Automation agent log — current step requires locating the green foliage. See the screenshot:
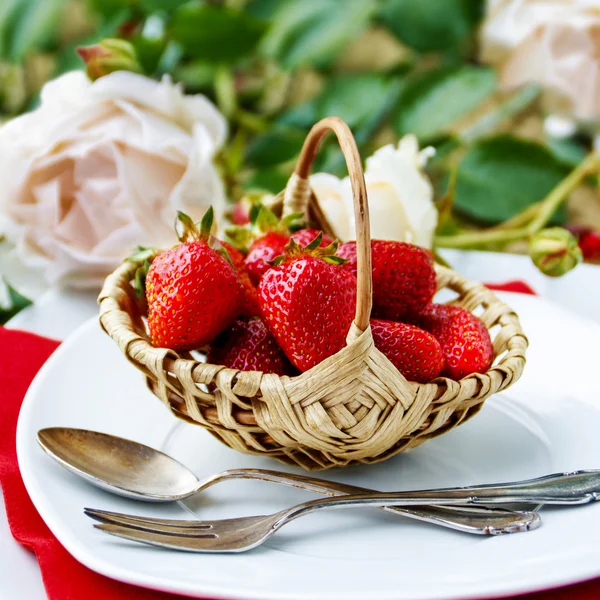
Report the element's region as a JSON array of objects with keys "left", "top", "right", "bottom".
[
  {"left": 170, "top": 4, "right": 266, "bottom": 64},
  {"left": 454, "top": 136, "right": 569, "bottom": 225},
  {"left": 380, "top": 0, "right": 484, "bottom": 55},
  {"left": 0, "top": 0, "right": 66, "bottom": 61},
  {"left": 245, "top": 126, "right": 306, "bottom": 167},
  {"left": 0, "top": 279, "right": 32, "bottom": 325},
  {"left": 260, "top": 0, "right": 377, "bottom": 69},
  {"left": 0, "top": 0, "right": 592, "bottom": 272},
  {"left": 394, "top": 66, "right": 496, "bottom": 141}
]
